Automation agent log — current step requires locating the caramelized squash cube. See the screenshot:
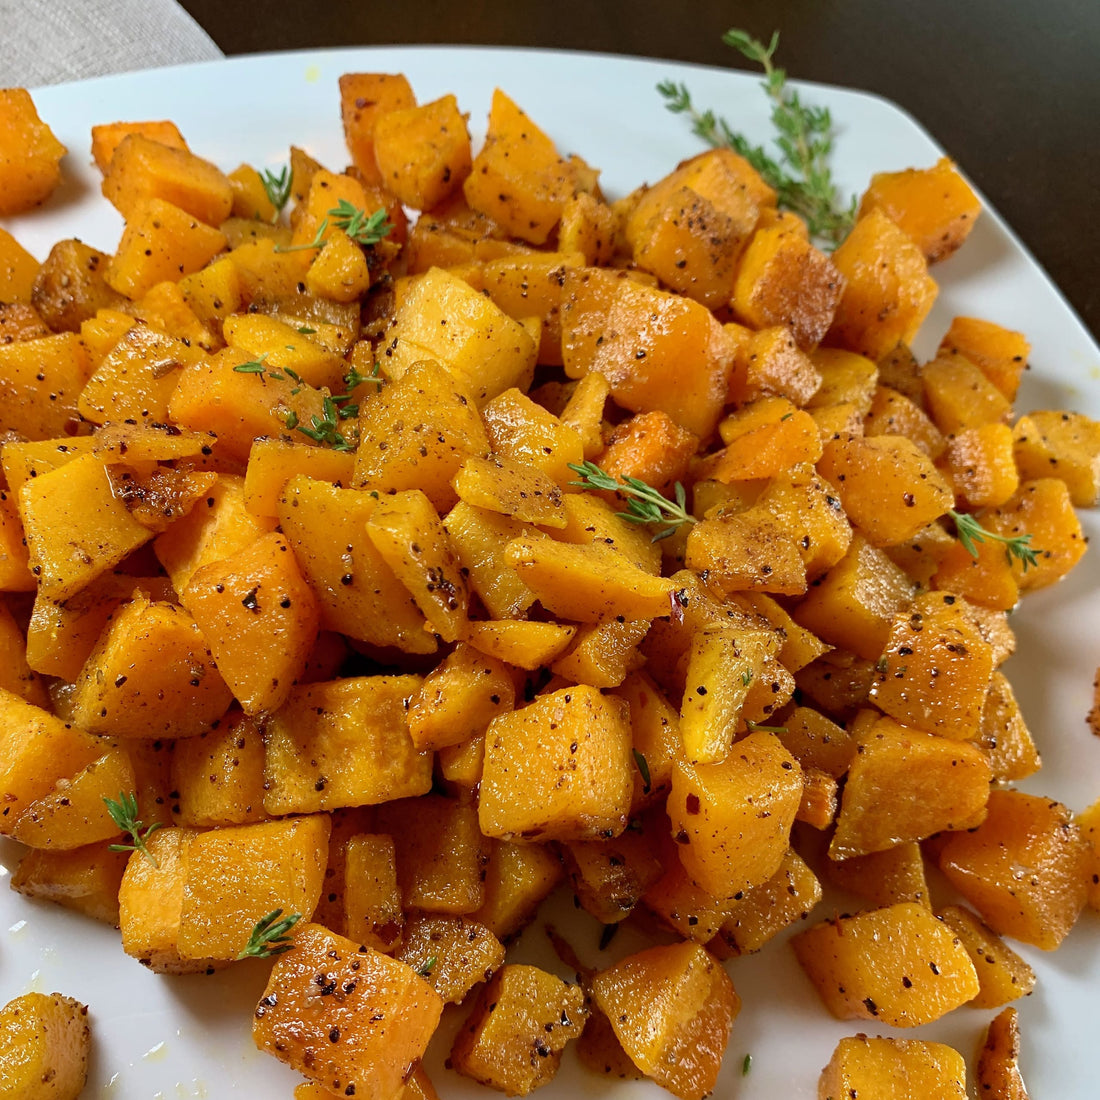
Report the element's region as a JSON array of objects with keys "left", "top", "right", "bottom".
[
  {"left": 936, "top": 905, "right": 1036, "bottom": 1008},
  {"left": 395, "top": 914, "right": 506, "bottom": 1004},
  {"left": 0, "top": 332, "right": 90, "bottom": 440},
  {"left": 792, "top": 902, "right": 979, "bottom": 1026},
  {"left": 819, "top": 1035, "right": 967, "bottom": 1100},
  {"left": 668, "top": 732, "right": 802, "bottom": 899},
  {"left": 858, "top": 156, "right": 981, "bottom": 262},
  {"left": 938, "top": 789, "right": 1090, "bottom": 950},
  {"left": 253, "top": 922, "right": 443, "bottom": 1100},
  {"left": 0, "top": 992, "right": 90, "bottom": 1100},
  {"left": 922, "top": 352, "right": 1012, "bottom": 434},
  {"left": 183, "top": 531, "right": 320, "bottom": 714},
  {"left": 591, "top": 942, "right": 739, "bottom": 1100},
  {"left": 870, "top": 590, "right": 994, "bottom": 740},
  {"left": 178, "top": 814, "right": 329, "bottom": 960},
  {"left": 826, "top": 208, "right": 937, "bottom": 360},
  {"left": 343, "top": 833, "right": 403, "bottom": 953},
  {"left": 470, "top": 839, "right": 564, "bottom": 941},
  {"left": 479, "top": 685, "right": 632, "bottom": 842},
  {"left": 830, "top": 717, "right": 991, "bottom": 859},
  {"left": 11, "top": 840, "right": 130, "bottom": 926},
  {"left": 263, "top": 676, "right": 431, "bottom": 815},
  {"left": 939, "top": 316, "right": 1029, "bottom": 401},
  {"left": 451, "top": 964, "right": 587, "bottom": 1094},
  {"left": 1013, "top": 410, "right": 1100, "bottom": 506},
  {"left": 0, "top": 89, "right": 66, "bottom": 214}
]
